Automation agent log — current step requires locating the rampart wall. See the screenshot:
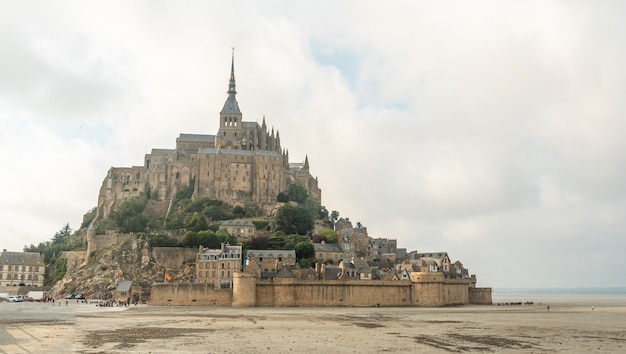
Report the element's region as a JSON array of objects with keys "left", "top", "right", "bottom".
[
  {"left": 469, "top": 287, "right": 493, "bottom": 305},
  {"left": 151, "top": 272, "right": 492, "bottom": 307},
  {"left": 150, "top": 283, "right": 232, "bottom": 306}
]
